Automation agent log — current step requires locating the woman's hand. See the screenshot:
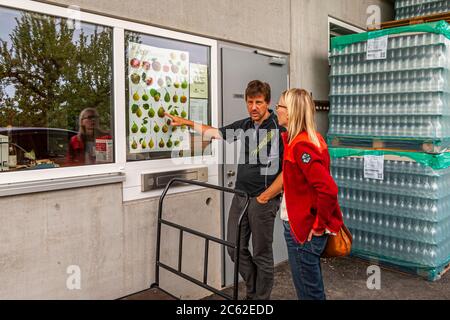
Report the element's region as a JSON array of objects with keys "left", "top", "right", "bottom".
[
  {"left": 165, "top": 112, "right": 187, "bottom": 127},
  {"left": 307, "top": 229, "right": 325, "bottom": 242}
]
